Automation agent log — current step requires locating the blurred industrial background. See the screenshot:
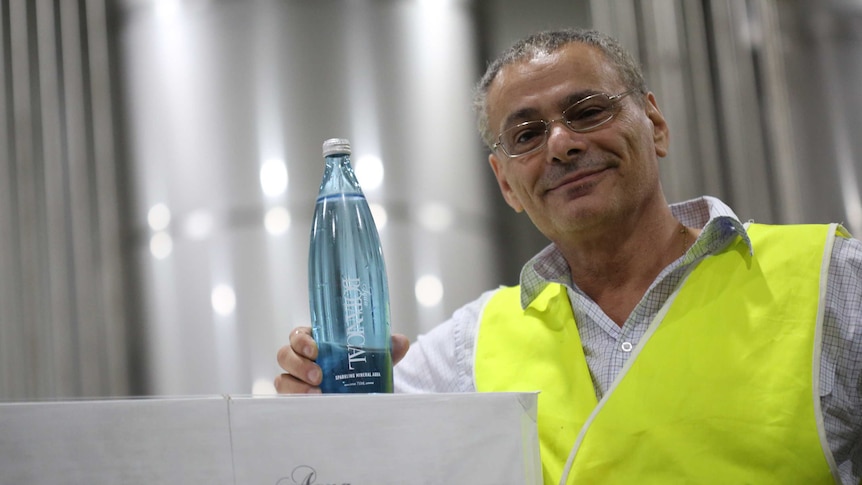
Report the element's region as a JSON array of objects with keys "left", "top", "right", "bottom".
[{"left": 0, "top": 0, "right": 860, "bottom": 399}]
